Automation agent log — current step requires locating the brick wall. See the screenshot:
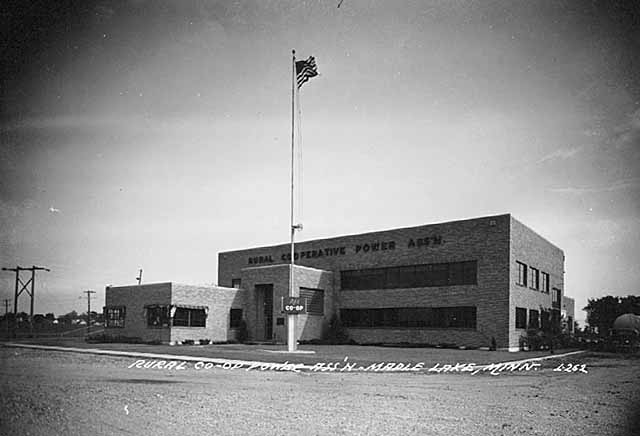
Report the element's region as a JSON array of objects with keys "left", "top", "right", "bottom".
[
  {"left": 104, "top": 282, "right": 172, "bottom": 343},
  {"left": 171, "top": 283, "right": 246, "bottom": 344},
  {"left": 220, "top": 214, "right": 512, "bottom": 348},
  {"left": 104, "top": 282, "right": 245, "bottom": 344},
  {"left": 509, "top": 216, "right": 565, "bottom": 350},
  {"left": 238, "top": 264, "right": 334, "bottom": 342}
]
